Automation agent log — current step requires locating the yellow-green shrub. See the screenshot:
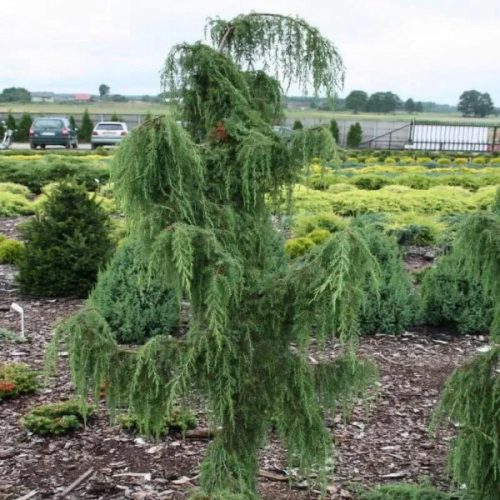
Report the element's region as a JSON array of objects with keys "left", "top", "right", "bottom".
[
  {"left": 416, "top": 157, "right": 433, "bottom": 164},
  {"left": 328, "top": 183, "right": 357, "bottom": 193},
  {"left": 0, "top": 182, "right": 31, "bottom": 197},
  {"left": 384, "top": 157, "right": 396, "bottom": 164},
  {"left": 290, "top": 185, "right": 333, "bottom": 213},
  {"left": 285, "top": 237, "right": 315, "bottom": 258},
  {"left": 0, "top": 238, "right": 24, "bottom": 264},
  {"left": 436, "top": 158, "right": 451, "bottom": 166},
  {"left": 398, "top": 175, "right": 435, "bottom": 190},
  {"left": 307, "top": 228, "right": 330, "bottom": 244},
  {"left": 0, "top": 191, "right": 35, "bottom": 217},
  {"left": 292, "top": 212, "right": 346, "bottom": 236},
  {"left": 453, "top": 157, "right": 468, "bottom": 165},
  {"left": 0, "top": 363, "right": 38, "bottom": 400},
  {"left": 329, "top": 186, "right": 488, "bottom": 216}
]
